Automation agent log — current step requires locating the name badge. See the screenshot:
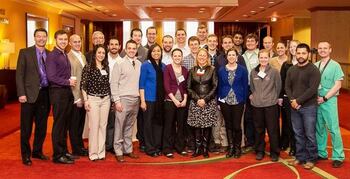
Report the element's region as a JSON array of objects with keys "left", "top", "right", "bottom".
[
  {"left": 100, "top": 70, "right": 107, "bottom": 76},
  {"left": 196, "top": 69, "right": 205, "bottom": 75},
  {"left": 257, "top": 71, "right": 266, "bottom": 79},
  {"left": 178, "top": 75, "right": 185, "bottom": 83}
]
